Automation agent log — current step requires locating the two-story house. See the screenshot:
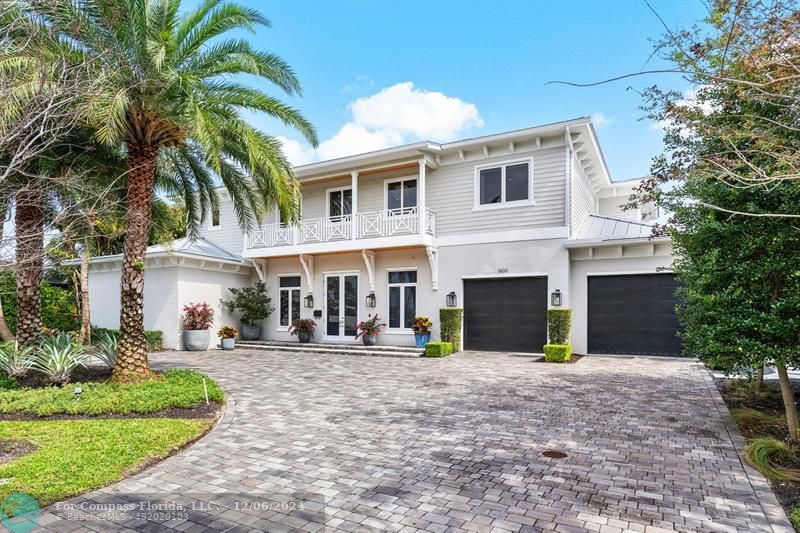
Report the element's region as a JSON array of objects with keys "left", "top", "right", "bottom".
[{"left": 82, "top": 117, "right": 680, "bottom": 356}]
